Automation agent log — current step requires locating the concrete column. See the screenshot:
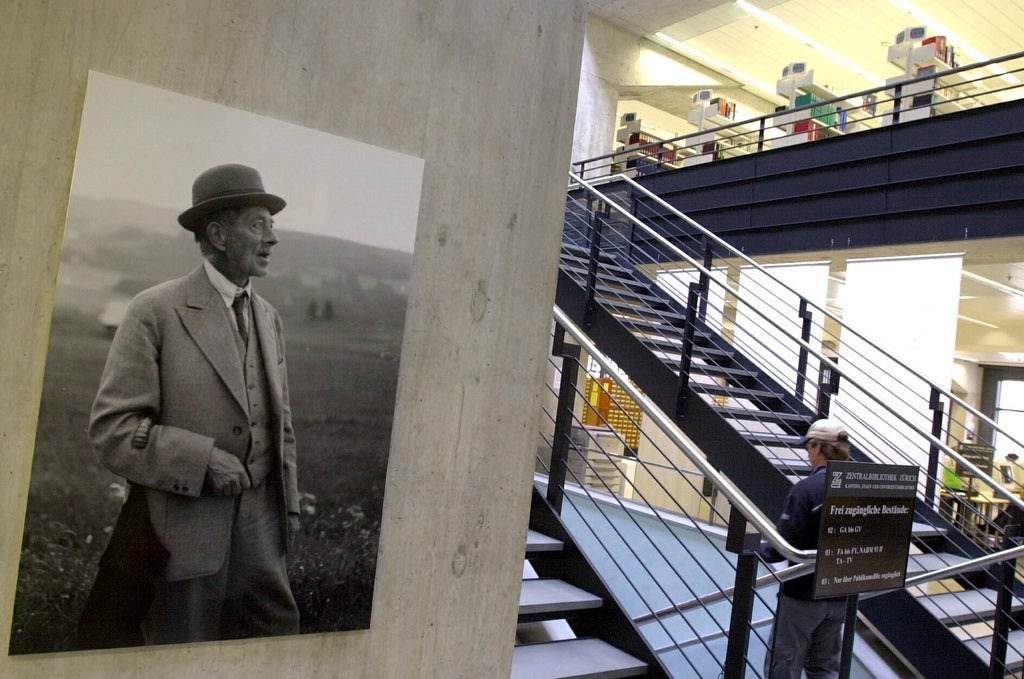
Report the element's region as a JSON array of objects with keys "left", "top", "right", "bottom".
[{"left": 0, "top": 2, "right": 586, "bottom": 677}]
